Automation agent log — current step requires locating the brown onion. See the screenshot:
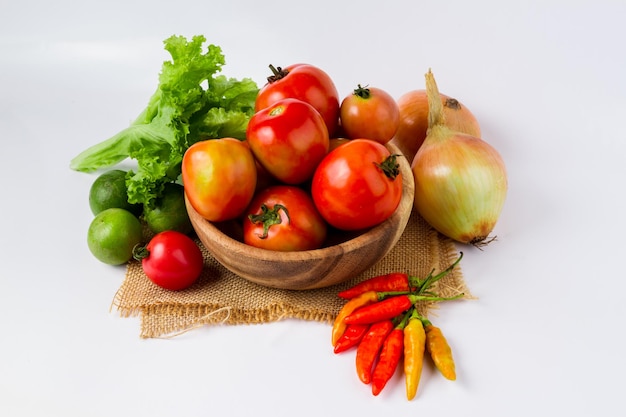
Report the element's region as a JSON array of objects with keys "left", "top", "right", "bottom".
[
  {"left": 411, "top": 70, "right": 507, "bottom": 246},
  {"left": 391, "top": 89, "right": 481, "bottom": 164}
]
